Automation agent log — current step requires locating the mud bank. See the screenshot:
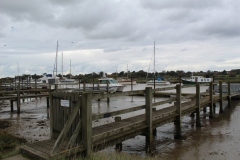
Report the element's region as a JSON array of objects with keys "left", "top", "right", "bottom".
[{"left": 1, "top": 96, "right": 240, "bottom": 160}]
